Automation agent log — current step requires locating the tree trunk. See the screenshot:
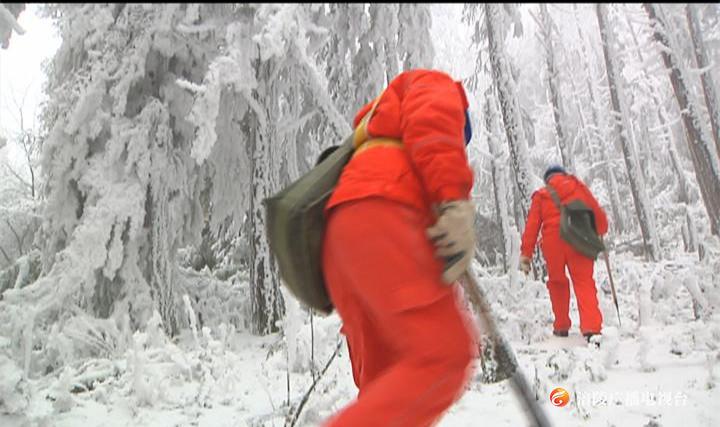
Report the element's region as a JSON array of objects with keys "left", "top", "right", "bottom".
[
  {"left": 625, "top": 13, "right": 691, "bottom": 206},
  {"left": 573, "top": 4, "right": 626, "bottom": 235},
  {"left": 370, "top": 4, "right": 398, "bottom": 84},
  {"left": 539, "top": 4, "right": 574, "bottom": 173},
  {"left": 398, "top": 4, "right": 434, "bottom": 71},
  {"left": 645, "top": 3, "right": 720, "bottom": 236},
  {"left": 566, "top": 65, "right": 591, "bottom": 181},
  {"left": 668, "top": 137, "right": 691, "bottom": 205},
  {"left": 686, "top": 4, "right": 720, "bottom": 159},
  {"left": 635, "top": 108, "right": 654, "bottom": 184},
  {"left": 602, "top": 146, "right": 626, "bottom": 237},
  {"left": 619, "top": 16, "right": 658, "bottom": 185},
  {"left": 685, "top": 207, "right": 698, "bottom": 252},
  {"left": 484, "top": 4, "right": 538, "bottom": 280},
  {"left": 249, "top": 60, "right": 284, "bottom": 335},
  {"left": 485, "top": 4, "right": 534, "bottom": 219},
  {"left": 521, "top": 109, "right": 536, "bottom": 149},
  {"left": 485, "top": 94, "right": 511, "bottom": 273},
  {"left": 597, "top": 4, "right": 660, "bottom": 260}
]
